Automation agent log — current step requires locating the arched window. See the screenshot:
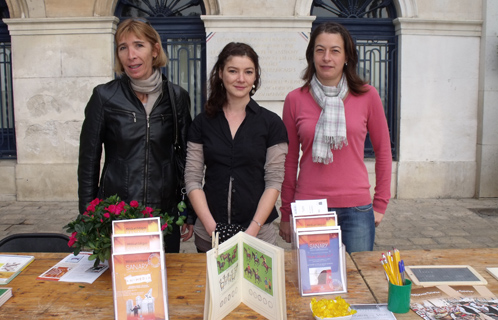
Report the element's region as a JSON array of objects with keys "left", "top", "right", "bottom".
[
  {"left": 115, "top": 0, "right": 206, "bottom": 116},
  {"left": 0, "top": 0, "right": 14, "bottom": 159},
  {"left": 312, "top": 0, "right": 398, "bottom": 159}
]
